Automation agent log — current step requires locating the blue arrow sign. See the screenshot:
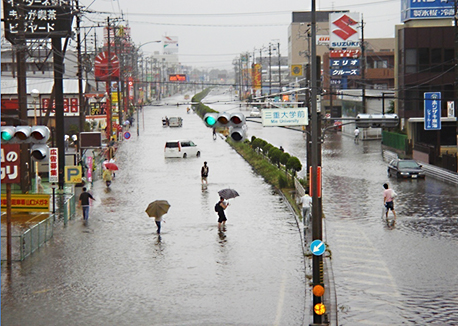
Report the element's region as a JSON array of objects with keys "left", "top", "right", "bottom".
[{"left": 310, "top": 240, "right": 326, "bottom": 256}]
